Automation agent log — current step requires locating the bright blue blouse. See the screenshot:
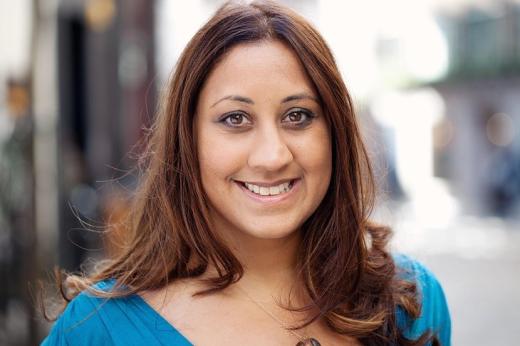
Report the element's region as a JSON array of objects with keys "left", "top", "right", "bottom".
[{"left": 41, "top": 254, "right": 451, "bottom": 345}]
